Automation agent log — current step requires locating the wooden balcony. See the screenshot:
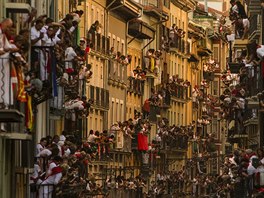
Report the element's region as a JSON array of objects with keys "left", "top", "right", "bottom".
[{"left": 106, "top": 0, "right": 142, "bottom": 21}]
